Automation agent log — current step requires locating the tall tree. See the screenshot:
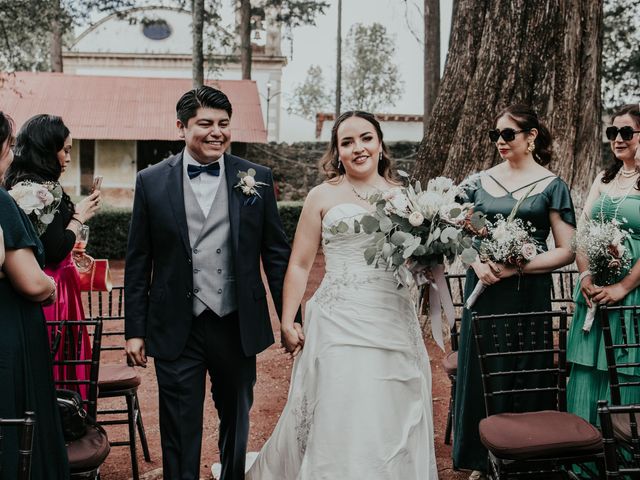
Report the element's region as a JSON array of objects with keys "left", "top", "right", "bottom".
[
  {"left": 413, "top": 0, "right": 603, "bottom": 207},
  {"left": 287, "top": 64, "right": 332, "bottom": 119},
  {"left": 602, "top": 0, "right": 640, "bottom": 109},
  {"left": 423, "top": 0, "right": 440, "bottom": 130},
  {"left": 335, "top": 0, "right": 342, "bottom": 117},
  {"left": 192, "top": 0, "right": 205, "bottom": 87},
  {"left": 343, "top": 23, "right": 404, "bottom": 112},
  {"left": 238, "top": 0, "right": 252, "bottom": 79},
  {"left": 50, "top": 0, "right": 64, "bottom": 72}
]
